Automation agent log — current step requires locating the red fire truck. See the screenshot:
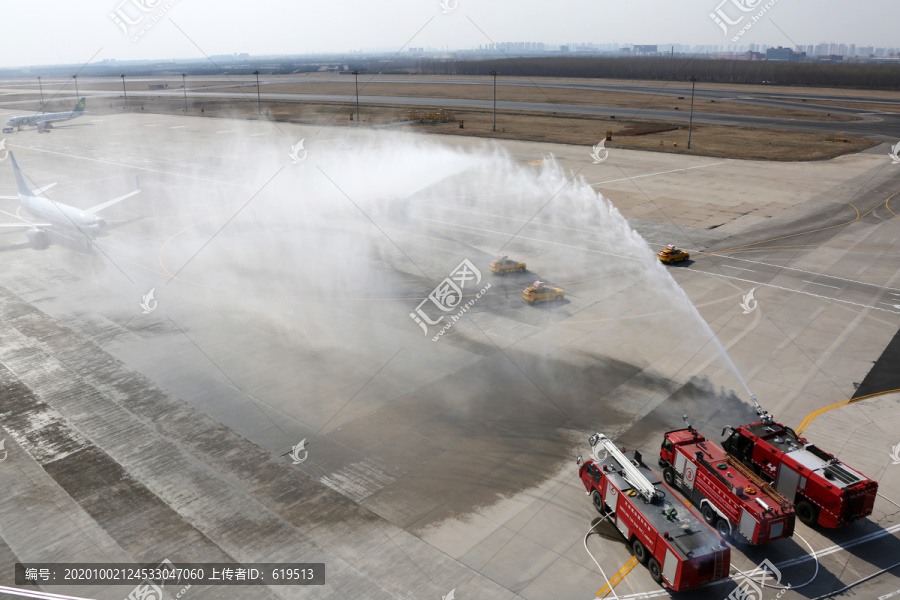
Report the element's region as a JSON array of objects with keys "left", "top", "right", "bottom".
[
  {"left": 659, "top": 418, "right": 795, "bottom": 544},
  {"left": 721, "top": 397, "right": 878, "bottom": 528},
  {"left": 578, "top": 433, "right": 730, "bottom": 591}
]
